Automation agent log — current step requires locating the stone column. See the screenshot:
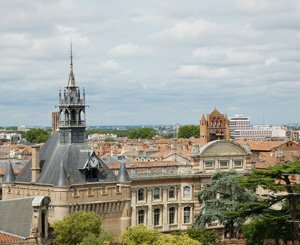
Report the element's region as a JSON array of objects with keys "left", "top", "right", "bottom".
[
  {"left": 162, "top": 187, "right": 168, "bottom": 231},
  {"left": 131, "top": 190, "right": 137, "bottom": 226},
  {"left": 147, "top": 188, "right": 153, "bottom": 228}
]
